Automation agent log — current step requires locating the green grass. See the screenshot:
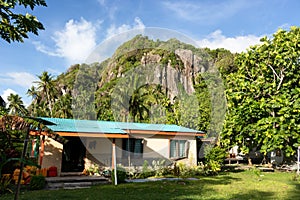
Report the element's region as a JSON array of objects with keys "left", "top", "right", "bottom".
[{"left": 2, "top": 170, "right": 300, "bottom": 200}]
